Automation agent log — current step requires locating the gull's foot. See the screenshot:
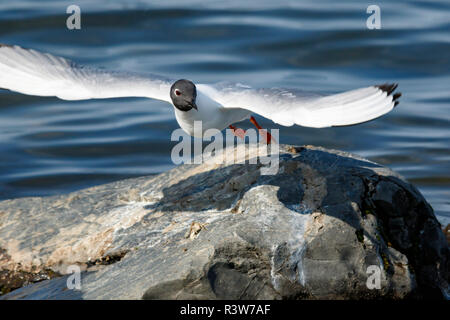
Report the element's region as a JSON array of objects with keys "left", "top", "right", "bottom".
[
  {"left": 250, "top": 116, "right": 276, "bottom": 144},
  {"left": 258, "top": 129, "right": 276, "bottom": 145},
  {"left": 229, "top": 125, "right": 246, "bottom": 140}
]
